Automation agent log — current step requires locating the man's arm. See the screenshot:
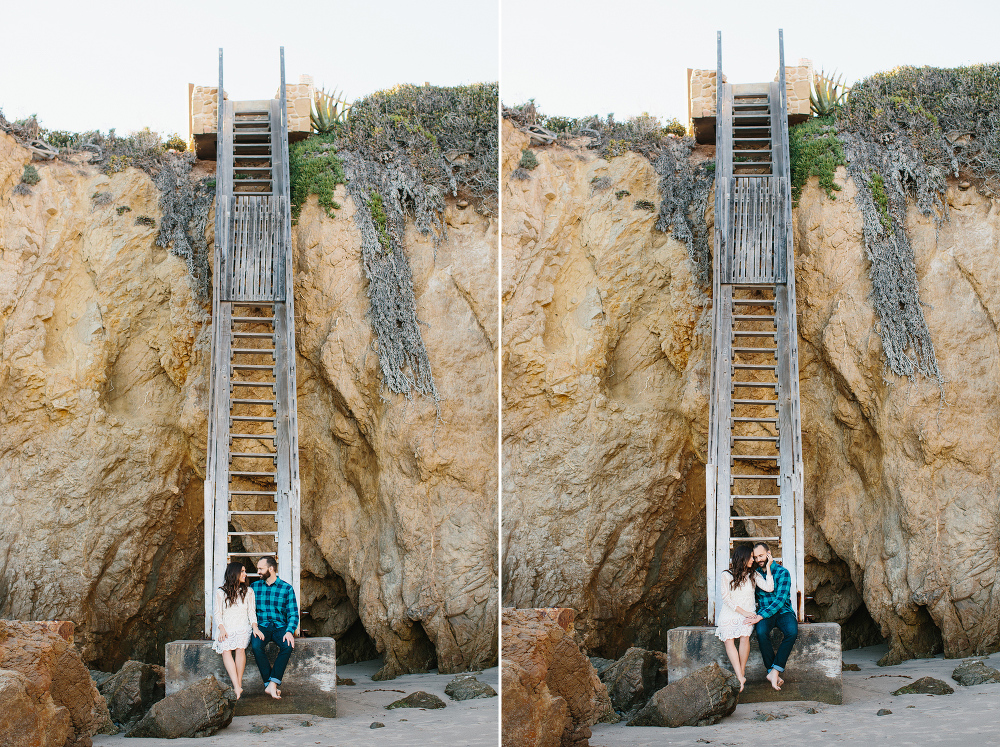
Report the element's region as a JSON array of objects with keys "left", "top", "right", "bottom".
[
  {"left": 284, "top": 583, "right": 300, "bottom": 635},
  {"left": 756, "top": 565, "right": 792, "bottom": 618}
]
